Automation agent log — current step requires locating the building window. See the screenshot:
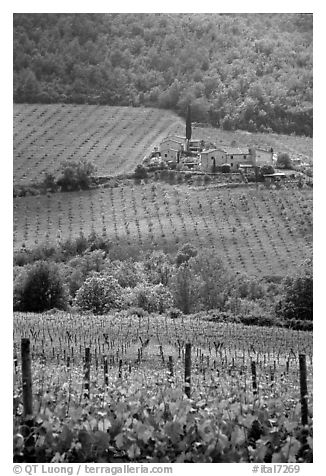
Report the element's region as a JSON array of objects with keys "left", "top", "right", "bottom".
[
  {"left": 231, "top": 163, "right": 233, "bottom": 167},
  {"left": 230, "top": 155, "right": 233, "bottom": 159},
  {"left": 164, "top": 154, "right": 167, "bottom": 158},
  {"left": 243, "top": 155, "right": 246, "bottom": 159}
]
